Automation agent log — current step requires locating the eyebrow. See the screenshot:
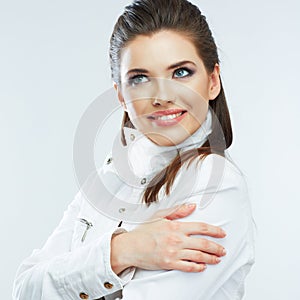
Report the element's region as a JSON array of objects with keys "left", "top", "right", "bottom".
[{"left": 125, "top": 60, "right": 196, "bottom": 77}]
